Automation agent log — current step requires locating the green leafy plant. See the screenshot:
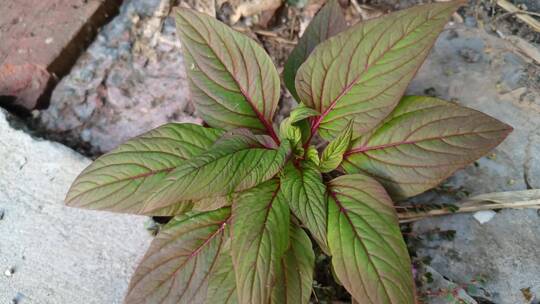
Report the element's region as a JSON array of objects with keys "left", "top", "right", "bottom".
[{"left": 65, "top": 1, "right": 512, "bottom": 303}]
